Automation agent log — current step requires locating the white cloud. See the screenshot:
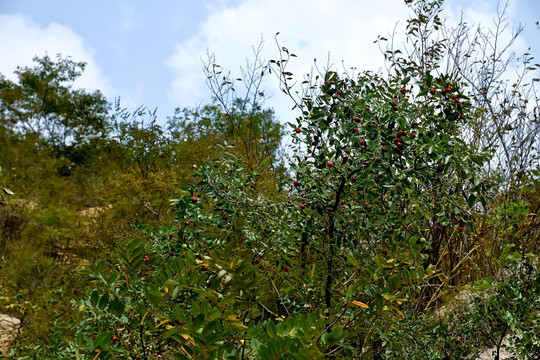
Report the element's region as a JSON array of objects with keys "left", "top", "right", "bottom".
[
  {"left": 166, "top": 0, "right": 535, "bottom": 127},
  {"left": 0, "top": 13, "right": 112, "bottom": 95},
  {"left": 166, "top": 0, "right": 411, "bottom": 118}
]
